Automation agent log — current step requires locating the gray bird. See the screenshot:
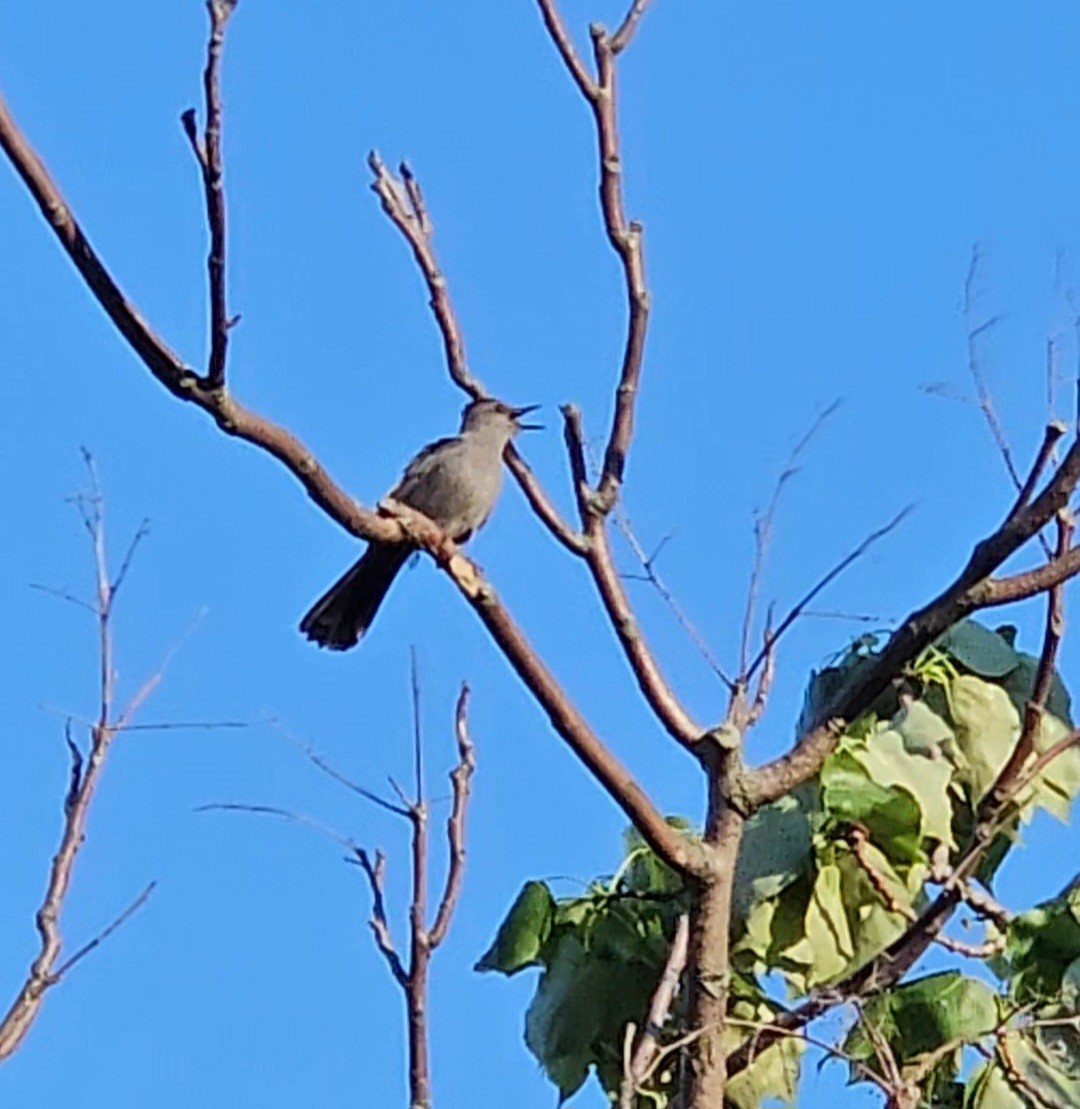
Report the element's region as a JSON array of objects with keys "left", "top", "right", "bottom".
[{"left": 300, "top": 398, "right": 540, "bottom": 649}]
